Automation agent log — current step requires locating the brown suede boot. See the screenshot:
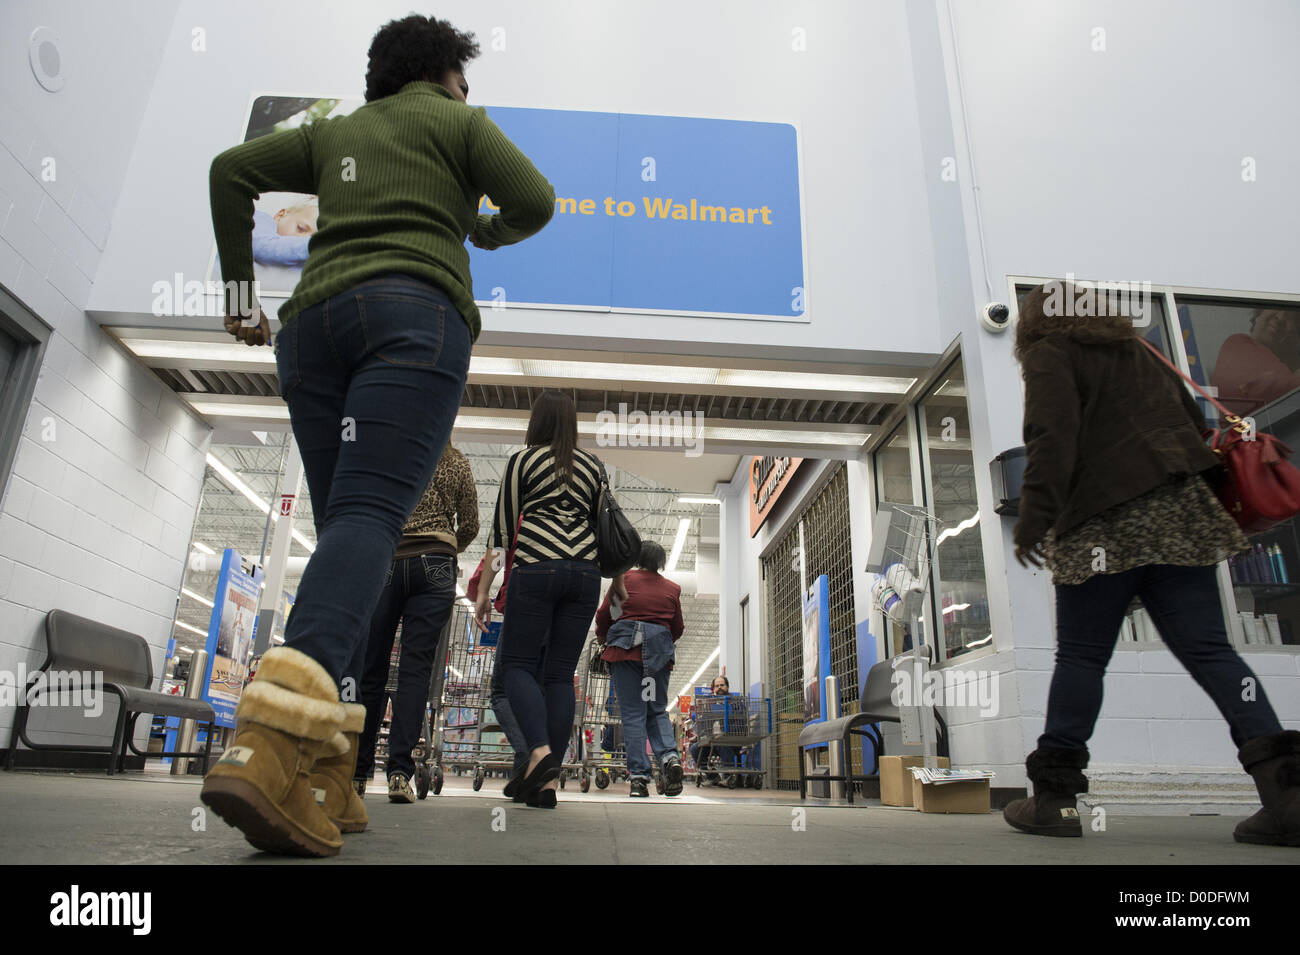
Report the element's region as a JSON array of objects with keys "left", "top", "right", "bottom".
[
  {"left": 1003, "top": 747, "right": 1087, "bottom": 838},
  {"left": 201, "top": 647, "right": 346, "bottom": 857},
  {"left": 1235, "top": 730, "right": 1300, "bottom": 846},
  {"left": 310, "top": 703, "right": 369, "bottom": 834}
]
